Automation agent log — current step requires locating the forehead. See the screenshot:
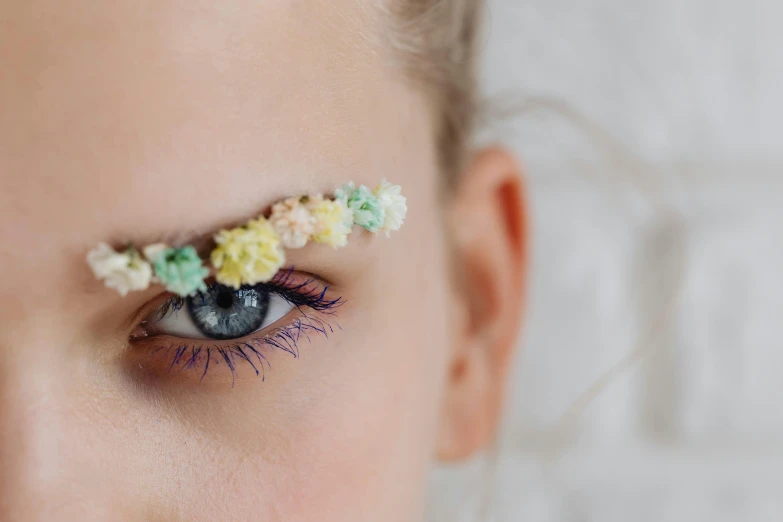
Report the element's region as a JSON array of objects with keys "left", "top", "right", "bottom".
[{"left": 0, "top": 0, "right": 433, "bottom": 259}]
